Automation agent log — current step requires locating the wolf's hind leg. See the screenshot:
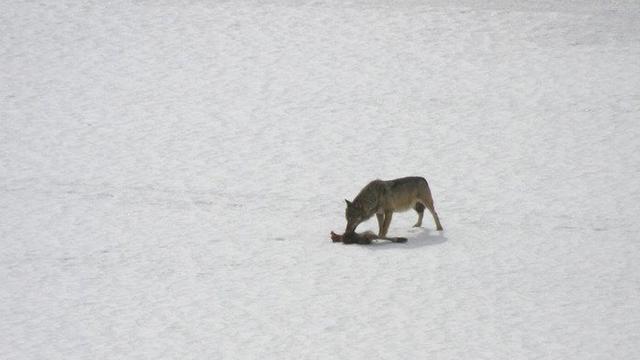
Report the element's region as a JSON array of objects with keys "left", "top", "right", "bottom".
[
  {"left": 413, "top": 202, "right": 425, "bottom": 227},
  {"left": 422, "top": 196, "right": 443, "bottom": 231}
]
